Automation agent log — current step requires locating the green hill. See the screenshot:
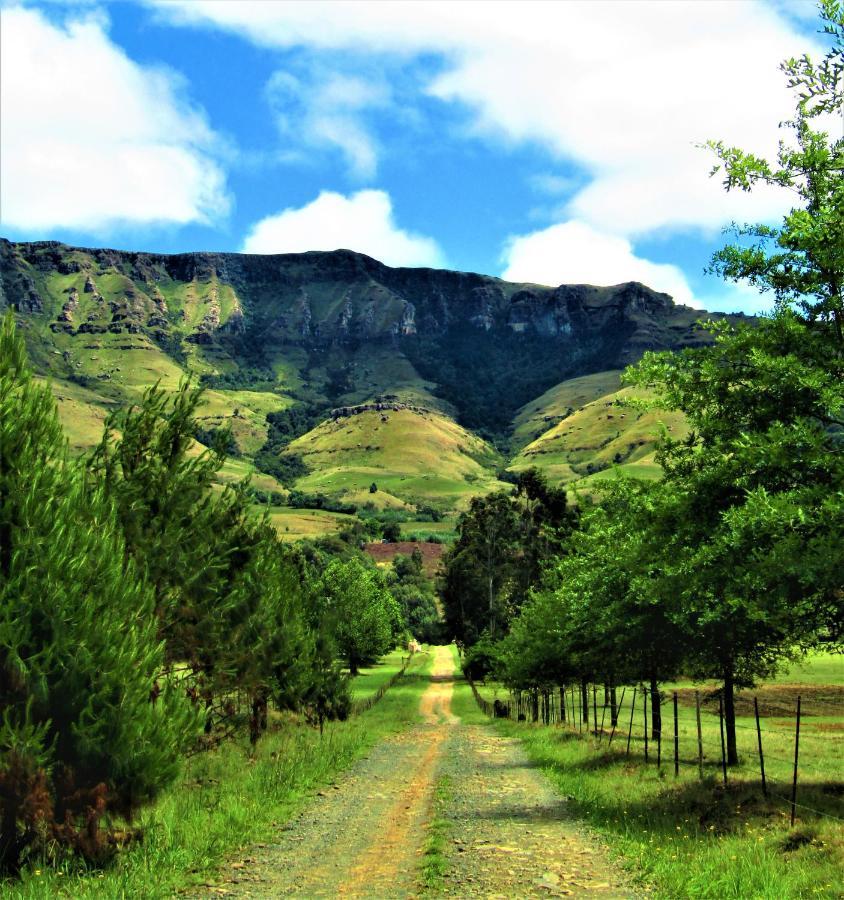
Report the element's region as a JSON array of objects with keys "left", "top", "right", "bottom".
[
  {"left": 2, "top": 239, "right": 725, "bottom": 536},
  {"left": 287, "top": 405, "right": 506, "bottom": 510},
  {"left": 509, "top": 375, "right": 687, "bottom": 486}
]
